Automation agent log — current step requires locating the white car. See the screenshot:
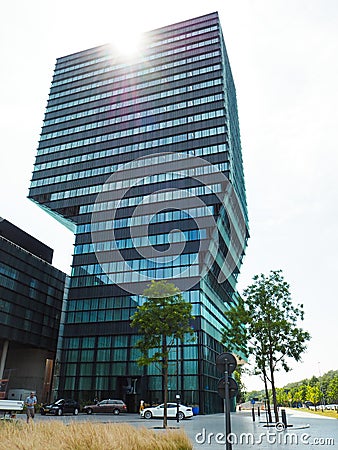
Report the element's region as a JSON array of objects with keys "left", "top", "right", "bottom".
[{"left": 140, "top": 403, "right": 193, "bottom": 420}]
